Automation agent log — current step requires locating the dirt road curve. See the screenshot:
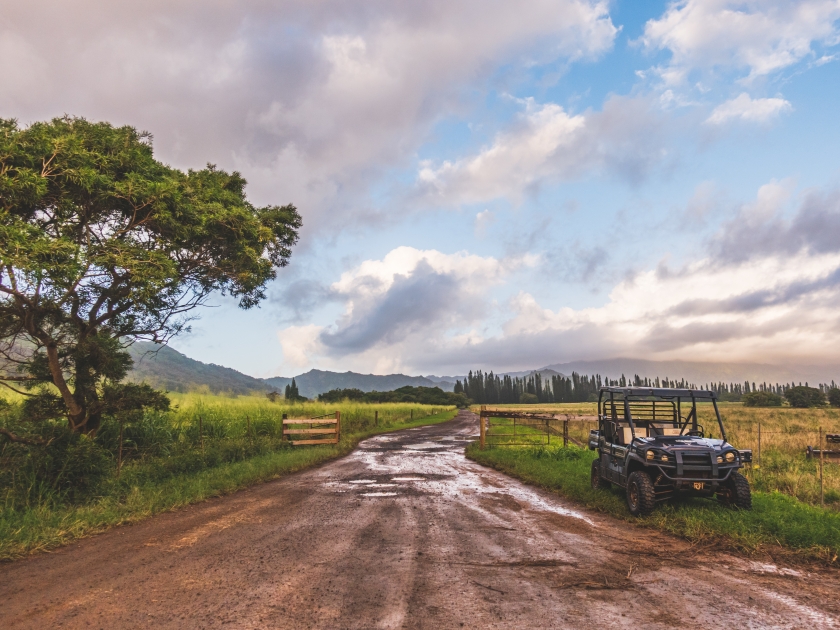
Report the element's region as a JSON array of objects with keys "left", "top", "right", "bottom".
[{"left": 2, "top": 411, "right": 839, "bottom": 629}]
